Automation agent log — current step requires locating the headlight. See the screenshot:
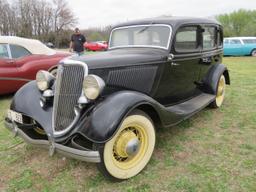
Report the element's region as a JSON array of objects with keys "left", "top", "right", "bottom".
[
  {"left": 83, "top": 75, "right": 105, "bottom": 100},
  {"left": 36, "top": 70, "right": 55, "bottom": 91}
]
